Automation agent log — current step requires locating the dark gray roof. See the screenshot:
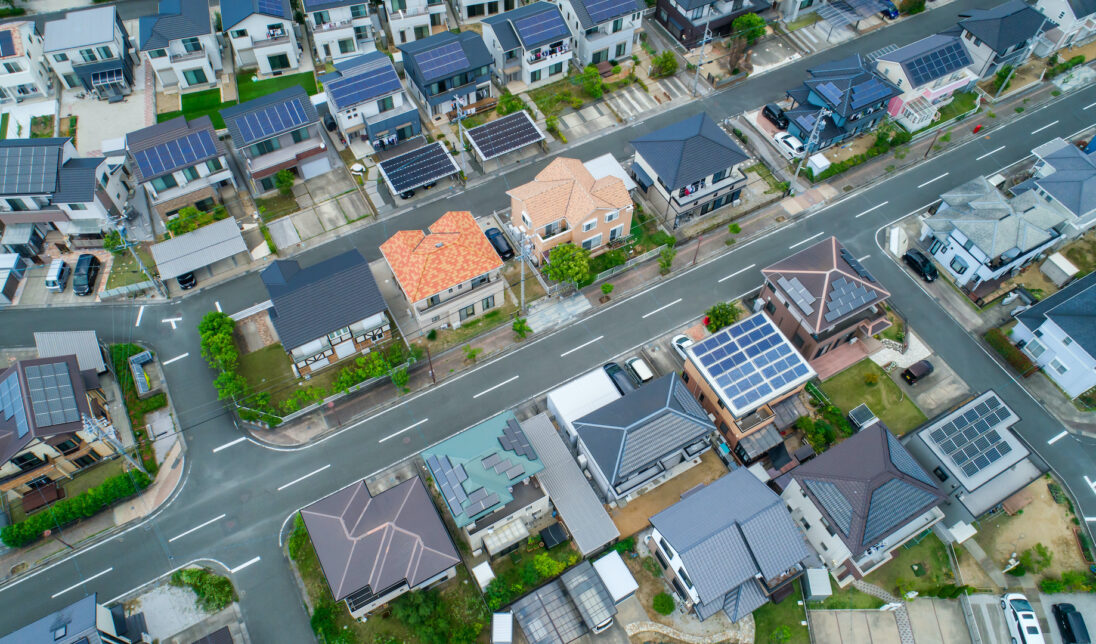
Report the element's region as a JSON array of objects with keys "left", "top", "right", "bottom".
[
  {"left": 54, "top": 157, "right": 104, "bottom": 204},
  {"left": 786, "top": 422, "right": 944, "bottom": 557},
  {"left": 300, "top": 477, "right": 460, "bottom": 602},
  {"left": 484, "top": 2, "right": 571, "bottom": 51},
  {"left": 958, "top": 0, "right": 1052, "bottom": 54},
  {"left": 1017, "top": 271, "right": 1096, "bottom": 356},
  {"left": 399, "top": 30, "right": 494, "bottom": 85},
  {"left": 190, "top": 626, "right": 234, "bottom": 644},
  {"left": 631, "top": 113, "right": 747, "bottom": 191},
  {"left": 876, "top": 33, "right": 972, "bottom": 88},
  {"left": 0, "top": 594, "right": 102, "bottom": 644},
  {"left": 566, "top": 0, "right": 645, "bottom": 29},
  {"left": 0, "top": 138, "right": 65, "bottom": 196},
  {"left": 220, "top": 86, "right": 318, "bottom": 146},
  {"left": 0, "top": 356, "right": 90, "bottom": 470},
  {"left": 1067, "top": 0, "right": 1096, "bottom": 18},
  {"left": 302, "top": 0, "right": 364, "bottom": 11},
  {"left": 221, "top": 0, "right": 290, "bottom": 29},
  {"left": 574, "top": 373, "right": 714, "bottom": 489},
  {"left": 323, "top": 52, "right": 403, "bottom": 111},
  {"left": 261, "top": 249, "right": 388, "bottom": 351},
  {"left": 138, "top": 0, "right": 212, "bottom": 51},
  {"left": 560, "top": 561, "right": 617, "bottom": 630},
  {"left": 126, "top": 115, "right": 225, "bottom": 183},
  {"left": 1031, "top": 138, "right": 1096, "bottom": 220},
  {"left": 799, "top": 54, "right": 901, "bottom": 119},
  {"left": 150, "top": 218, "right": 247, "bottom": 280}
]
